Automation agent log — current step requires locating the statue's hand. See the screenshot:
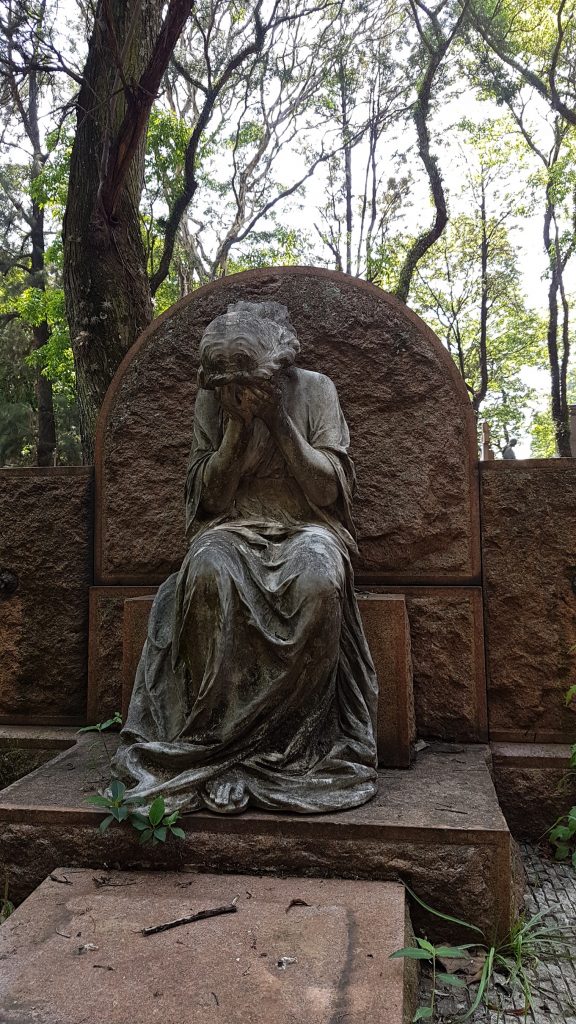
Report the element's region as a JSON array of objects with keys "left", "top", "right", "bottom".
[
  {"left": 245, "top": 380, "right": 285, "bottom": 431},
  {"left": 219, "top": 384, "right": 255, "bottom": 427}
]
